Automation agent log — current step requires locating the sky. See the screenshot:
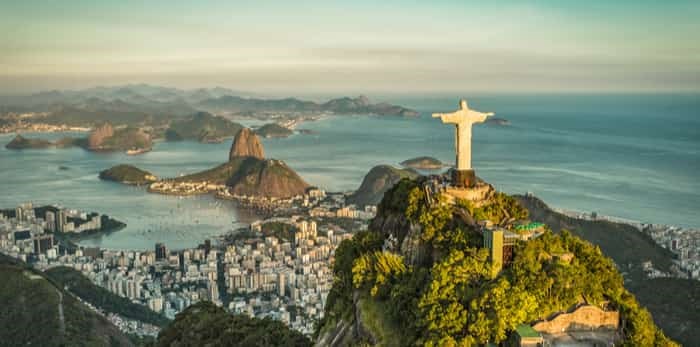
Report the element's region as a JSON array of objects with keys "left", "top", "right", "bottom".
[{"left": 1, "top": 0, "right": 699, "bottom": 95}]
